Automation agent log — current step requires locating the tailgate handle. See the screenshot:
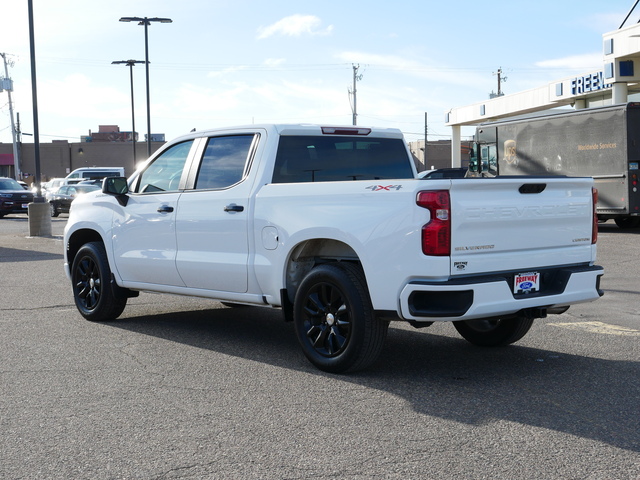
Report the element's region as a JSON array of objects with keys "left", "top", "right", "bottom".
[{"left": 519, "top": 184, "right": 546, "bottom": 194}]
